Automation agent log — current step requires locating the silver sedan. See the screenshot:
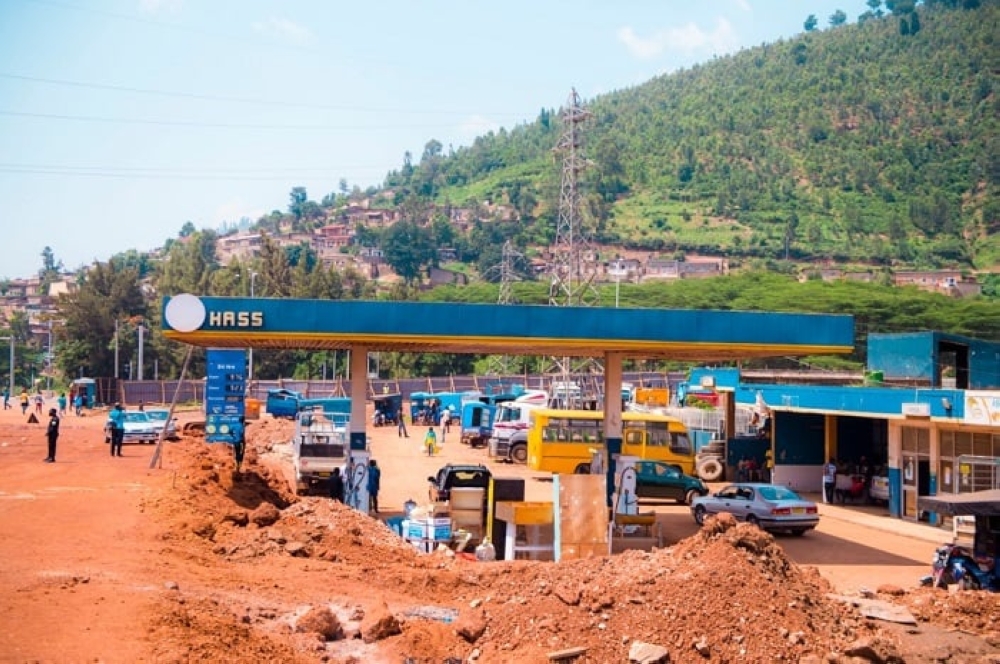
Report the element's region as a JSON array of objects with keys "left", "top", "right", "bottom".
[{"left": 690, "top": 483, "right": 819, "bottom": 535}]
